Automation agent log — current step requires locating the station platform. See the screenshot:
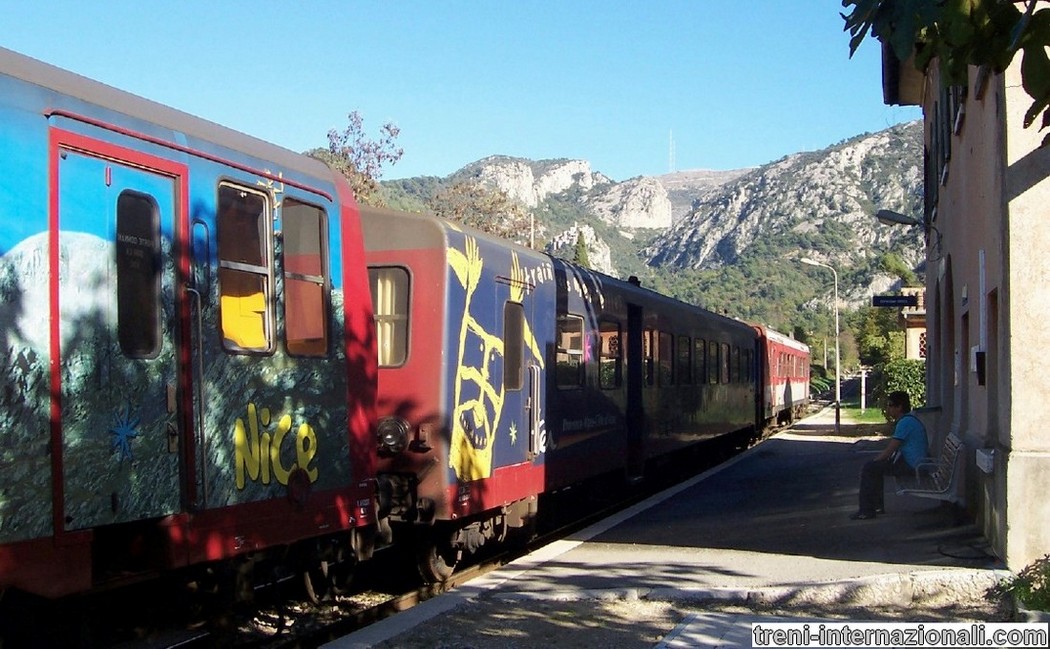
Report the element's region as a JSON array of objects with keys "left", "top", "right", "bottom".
[{"left": 325, "top": 408, "right": 1010, "bottom": 648}]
